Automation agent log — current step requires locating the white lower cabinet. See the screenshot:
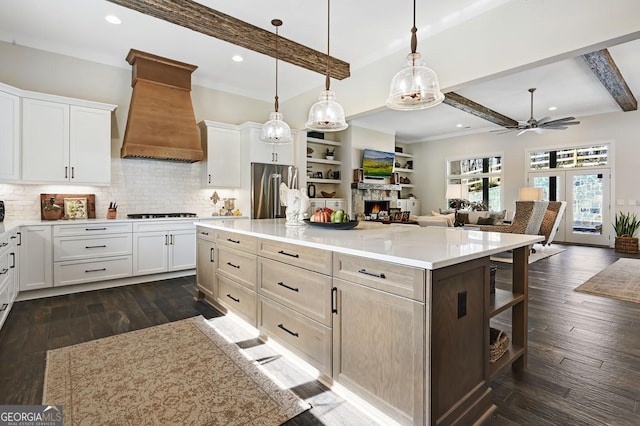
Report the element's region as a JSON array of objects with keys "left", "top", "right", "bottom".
[
  {"left": 132, "top": 221, "right": 196, "bottom": 276},
  {"left": 0, "top": 230, "right": 19, "bottom": 329},
  {"left": 53, "top": 223, "right": 133, "bottom": 287},
  {"left": 308, "top": 198, "right": 346, "bottom": 215},
  {"left": 19, "top": 226, "right": 53, "bottom": 291}
]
